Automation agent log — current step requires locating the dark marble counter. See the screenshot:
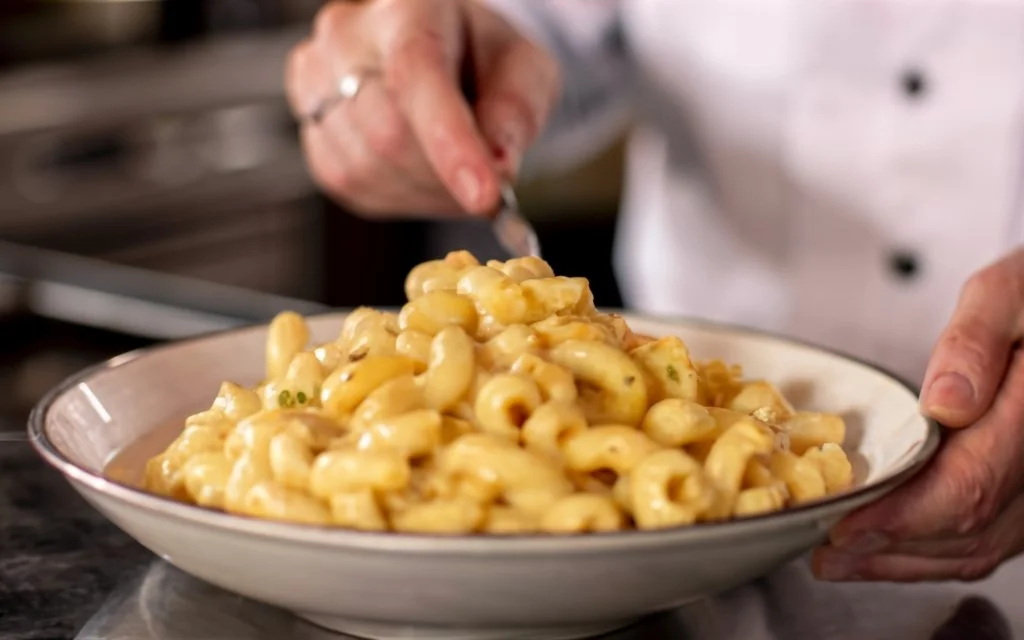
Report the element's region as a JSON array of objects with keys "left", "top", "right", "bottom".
[{"left": 0, "top": 435, "right": 152, "bottom": 640}]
